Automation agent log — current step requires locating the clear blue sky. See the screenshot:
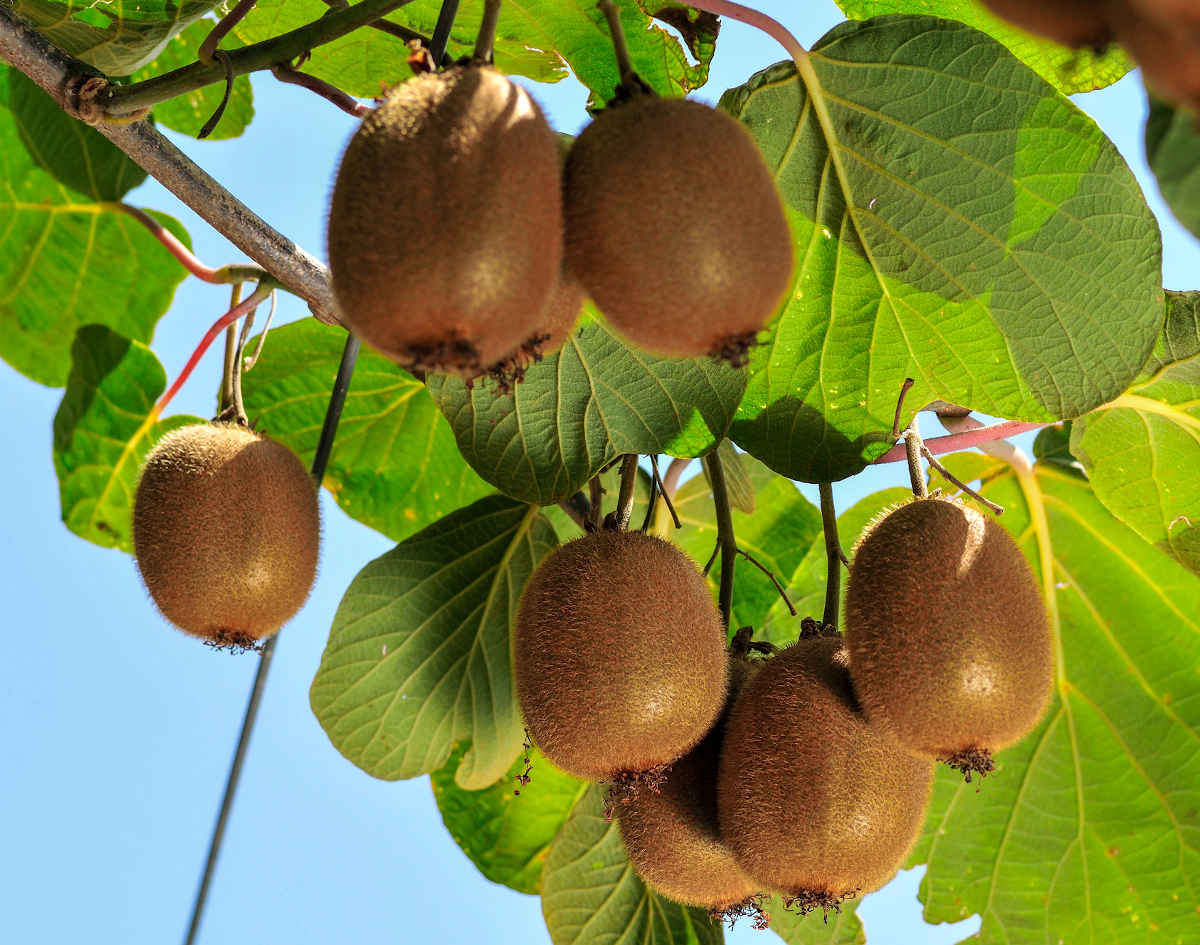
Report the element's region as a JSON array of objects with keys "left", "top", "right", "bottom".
[{"left": 2, "top": 1, "right": 1195, "bottom": 943}]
